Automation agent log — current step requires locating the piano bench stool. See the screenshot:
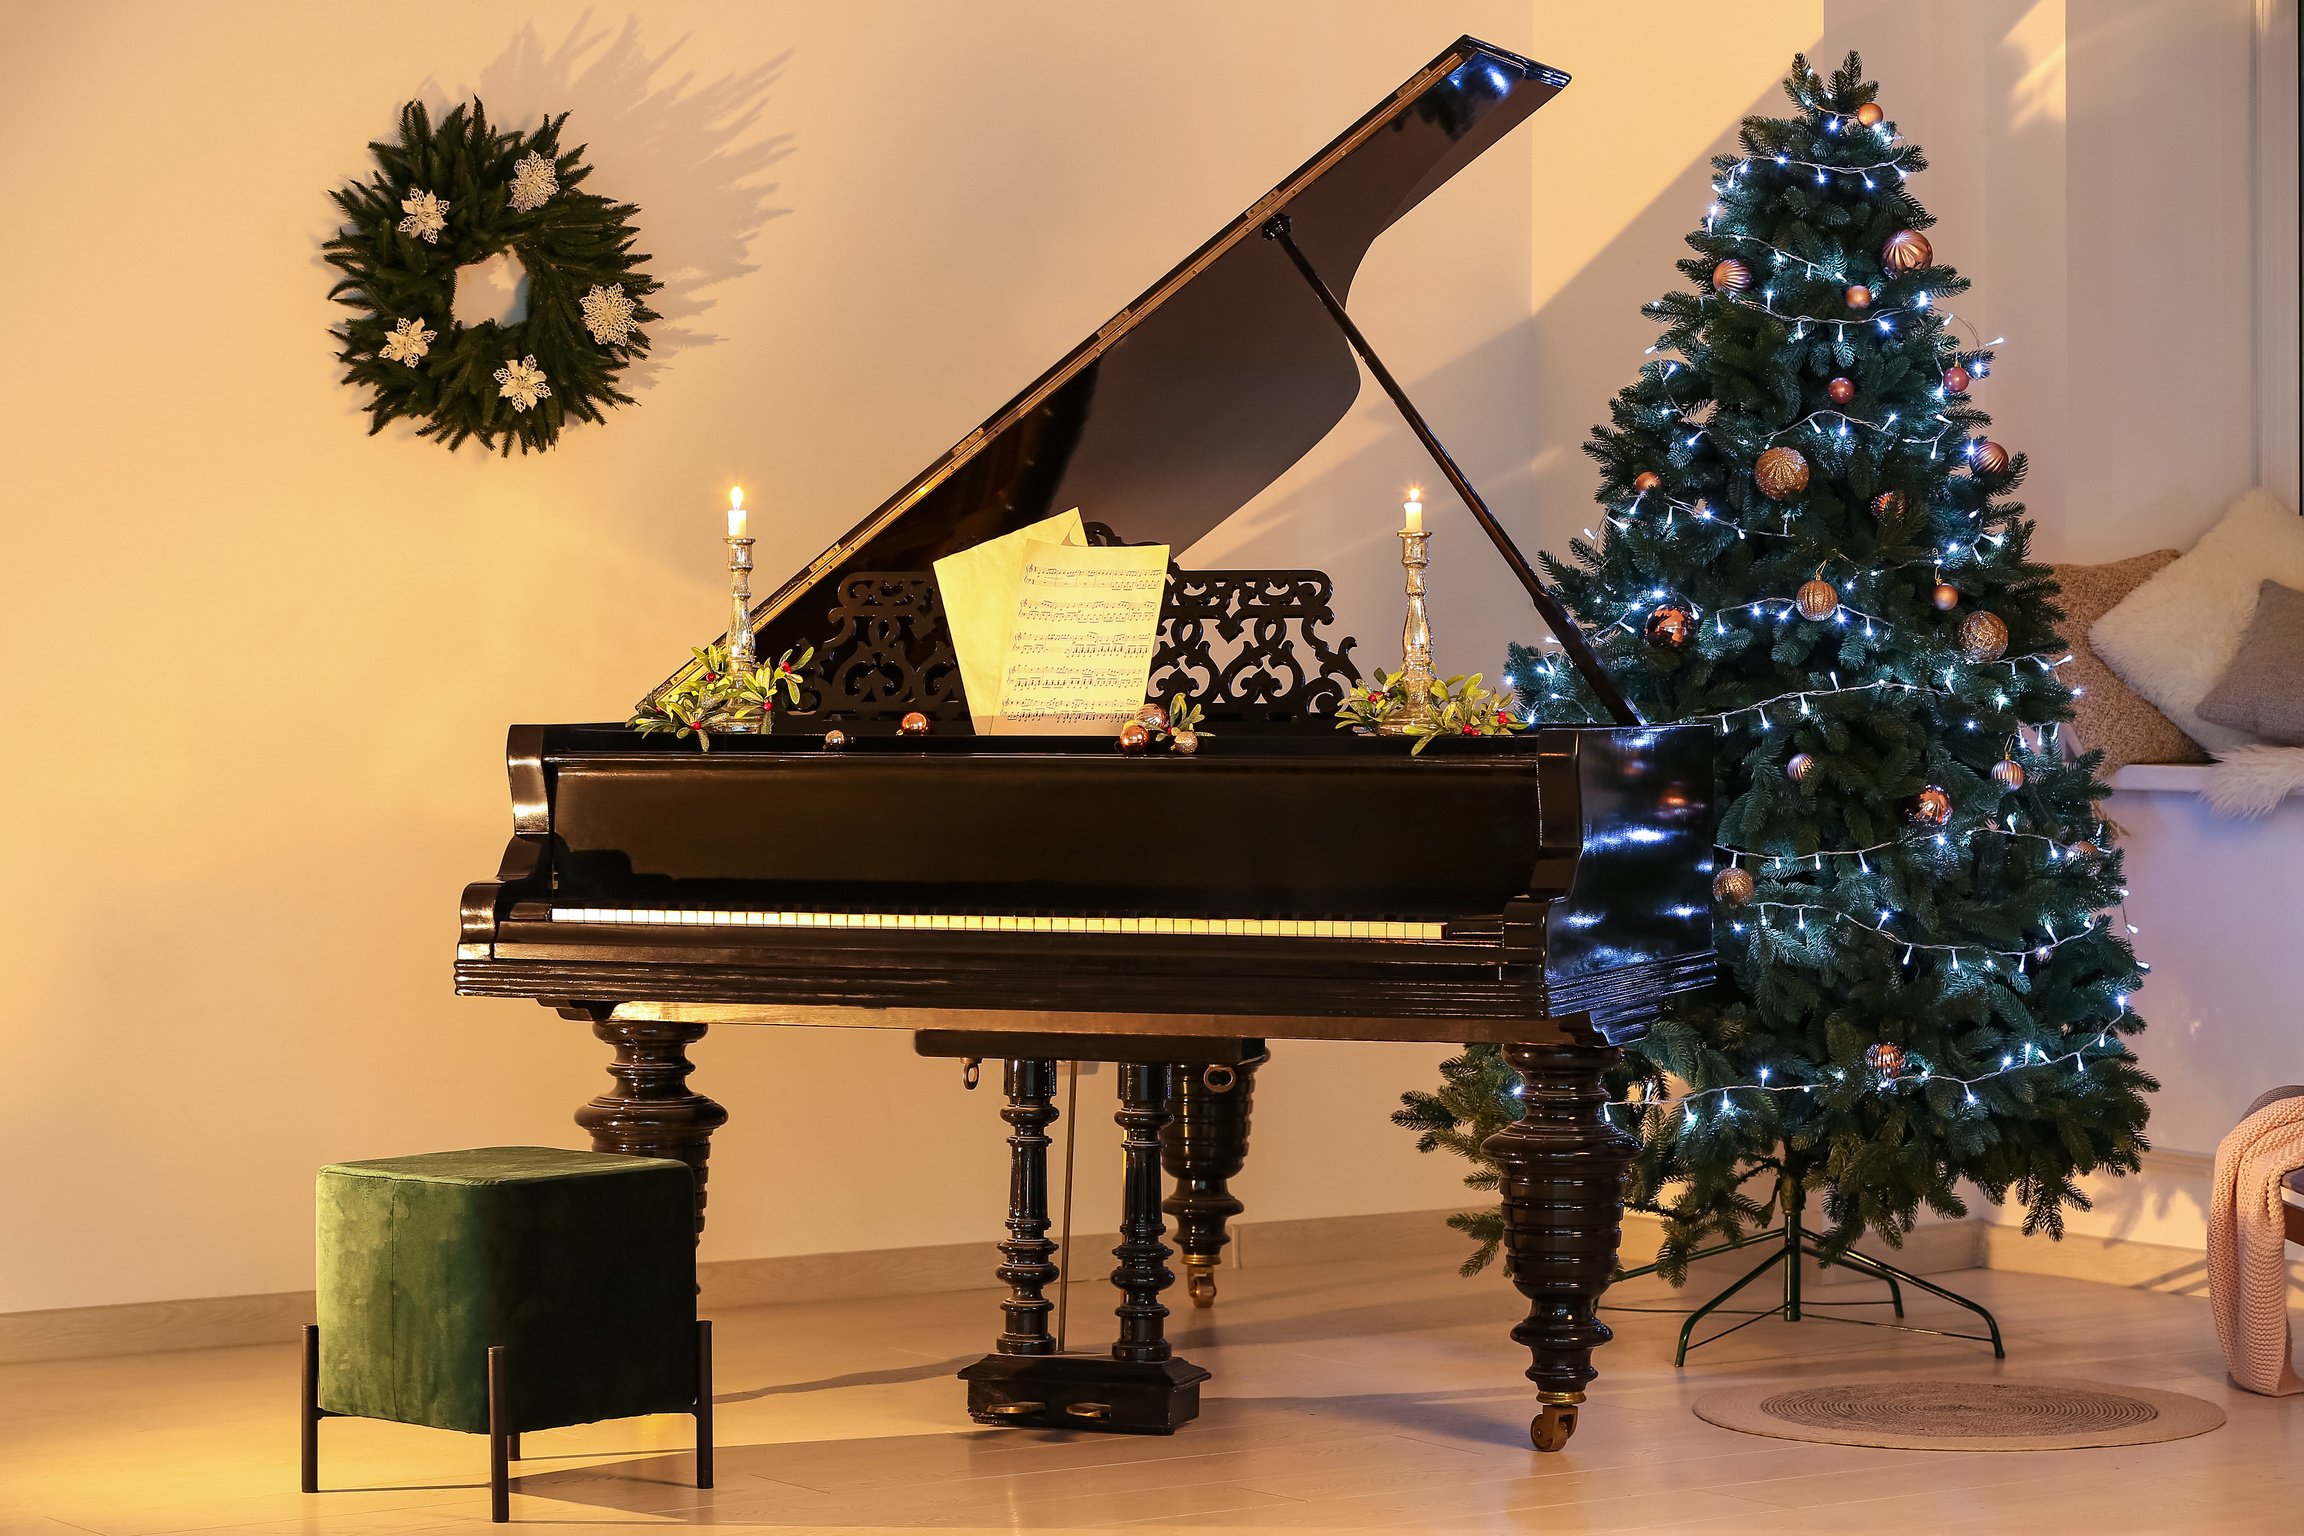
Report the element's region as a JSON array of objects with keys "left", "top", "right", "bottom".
[{"left": 304, "top": 1146, "right": 713, "bottom": 1521}]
